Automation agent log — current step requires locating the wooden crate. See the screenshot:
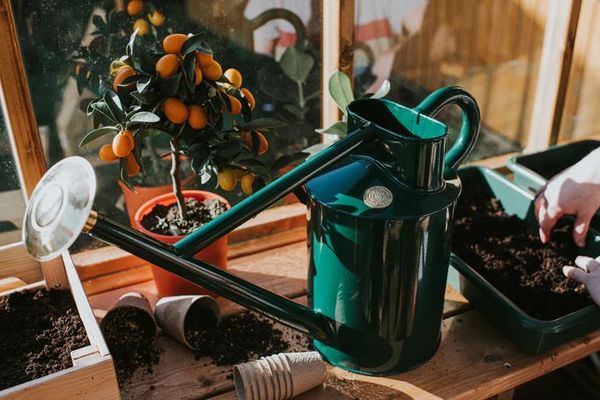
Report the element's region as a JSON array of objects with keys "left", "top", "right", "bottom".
[{"left": 0, "top": 245, "right": 120, "bottom": 400}]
